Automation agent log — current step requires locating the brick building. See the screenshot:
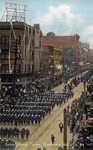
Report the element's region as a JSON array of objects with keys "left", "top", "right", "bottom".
[
  {"left": 41, "top": 46, "right": 54, "bottom": 76},
  {"left": 62, "top": 47, "right": 76, "bottom": 70},
  {"left": 80, "top": 42, "right": 89, "bottom": 65},
  {"left": 42, "top": 34, "right": 81, "bottom": 67},
  {"left": 88, "top": 49, "right": 93, "bottom": 64},
  {"left": 54, "top": 47, "right": 62, "bottom": 75},
  {"left": 40, "top": 46, "right": 49, "bottom": 77},
  {"left": 0, "top": 22, "right": 42, "bottom": 86},
  {"left": 41, "top": 45, "right": 62, "bottom": 76}
]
